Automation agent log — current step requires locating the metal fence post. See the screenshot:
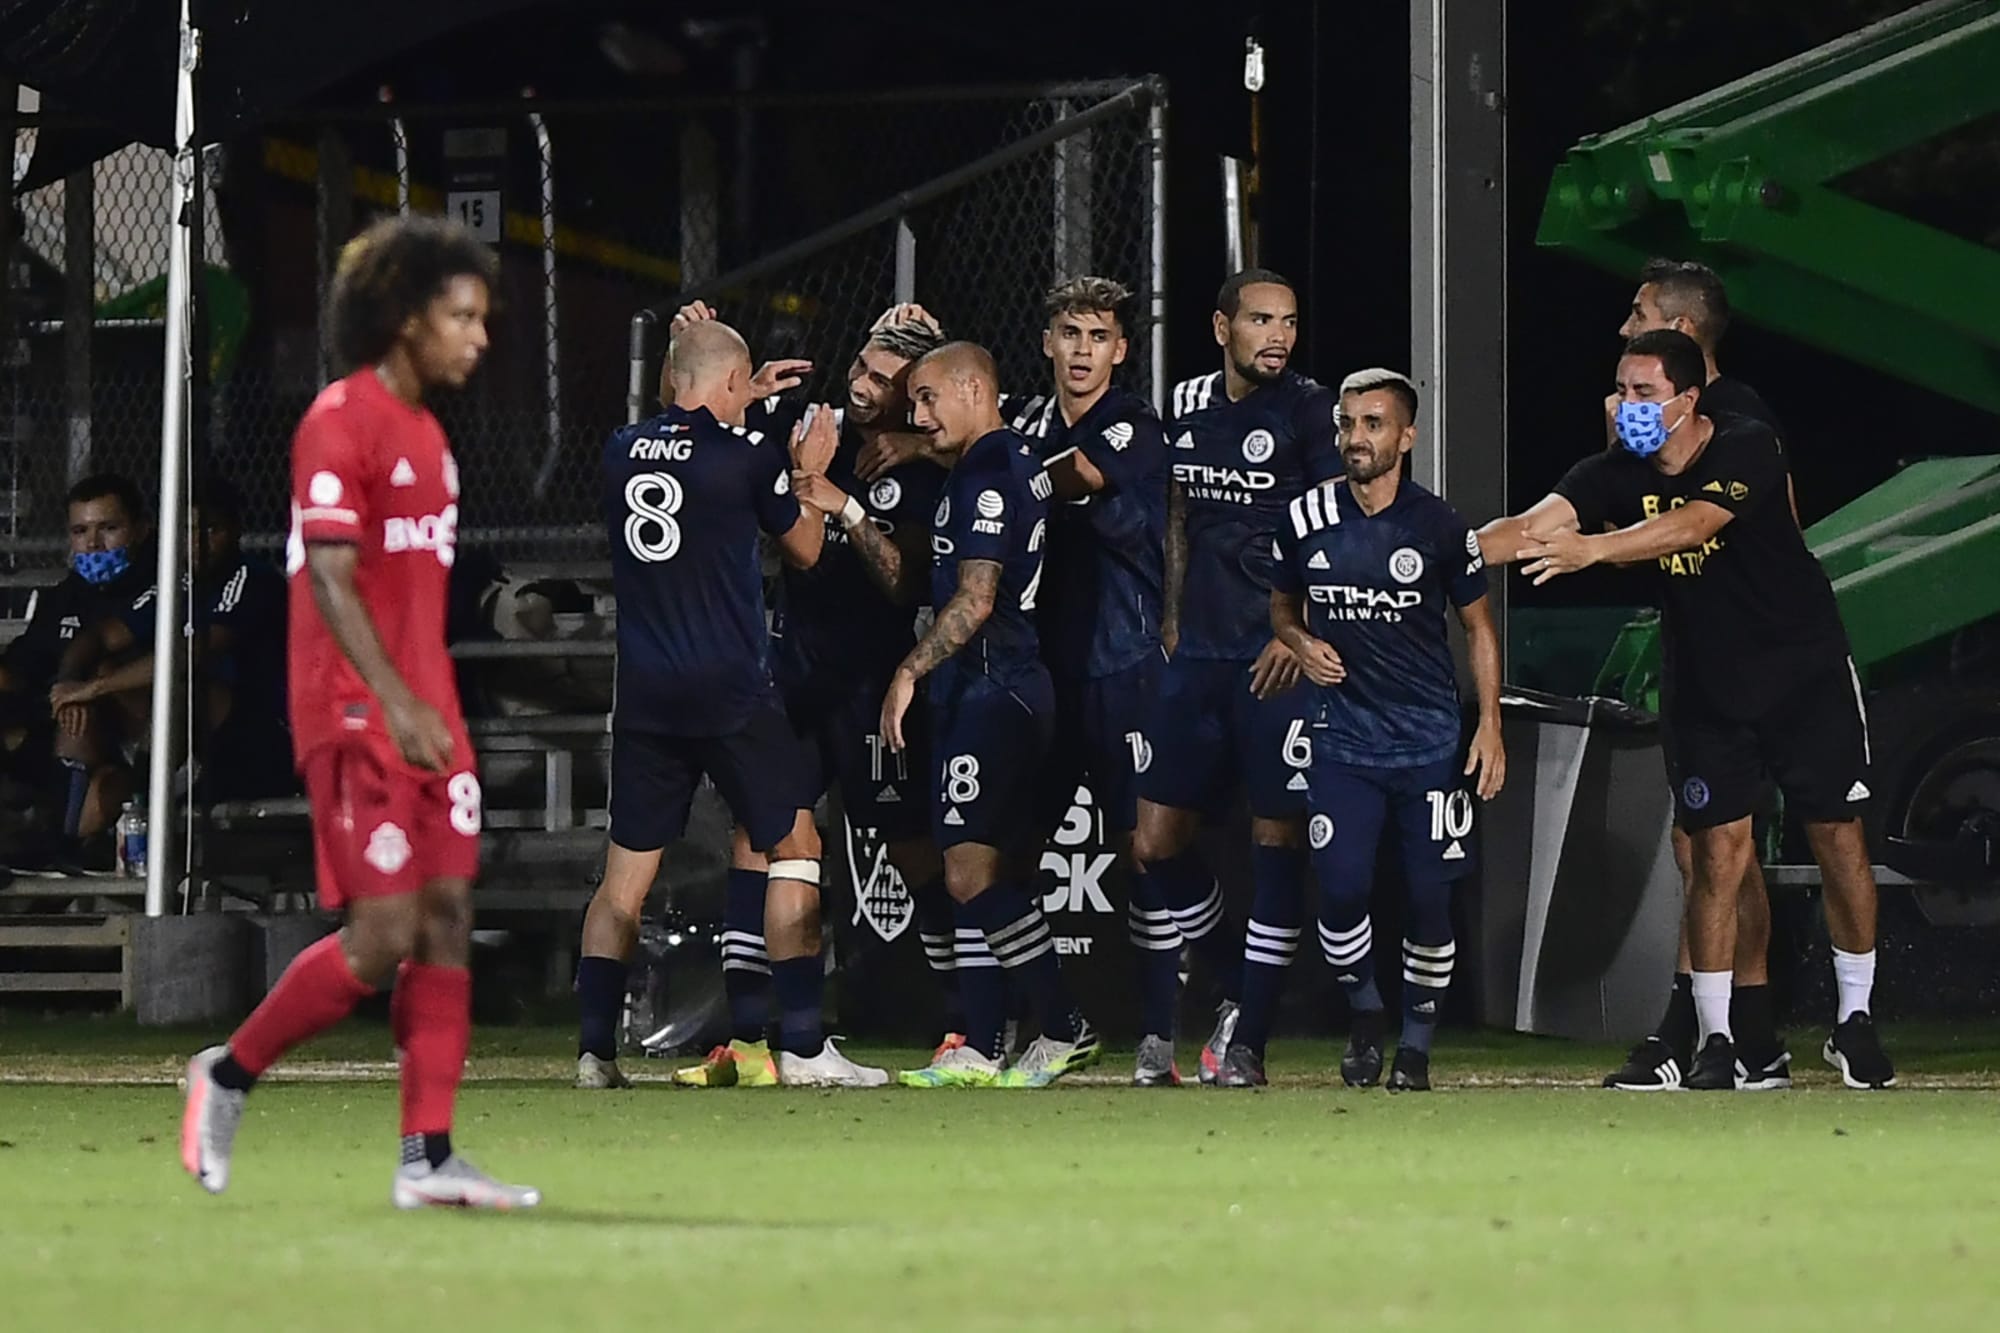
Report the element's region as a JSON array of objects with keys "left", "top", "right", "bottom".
[
  {"left": 62, "top": 167, "right": 92, "bottom": 485},
  {"left": 1148, "top": 84, "right": 1167, "bottom": 417},
  {"left": 627, "top": 309, "right": 656, "bottom": 426},
  {"left": 894, "top": 217, "right": 916, "bottom": 304},
  {"left": 528, "top": 110, "right": 562, "bottom": 498}
]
